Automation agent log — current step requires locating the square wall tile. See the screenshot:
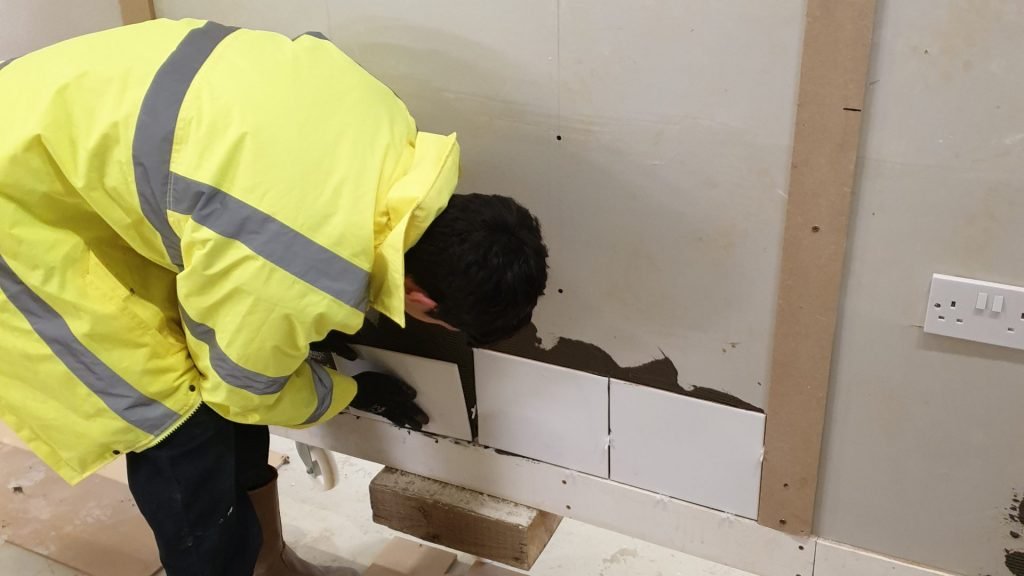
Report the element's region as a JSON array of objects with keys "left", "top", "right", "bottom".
[
  {"left": 610, "top": 380, "right": 765, "bottom": 519},
  {"left": 474, "top": 350, "right": 608, "bottom": 477},
  {"left": 336, "top": 345, "right": 471, "bottom": 441}
]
